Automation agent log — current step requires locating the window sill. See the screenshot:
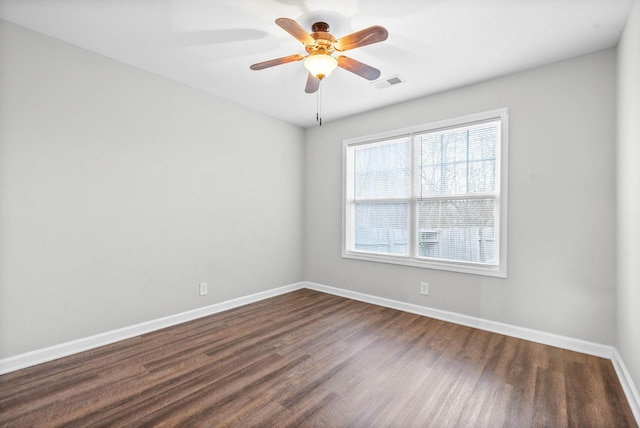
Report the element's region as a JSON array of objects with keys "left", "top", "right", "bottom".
[{"left": 342, "top": 250, "right": 507, "bottom": 278}]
